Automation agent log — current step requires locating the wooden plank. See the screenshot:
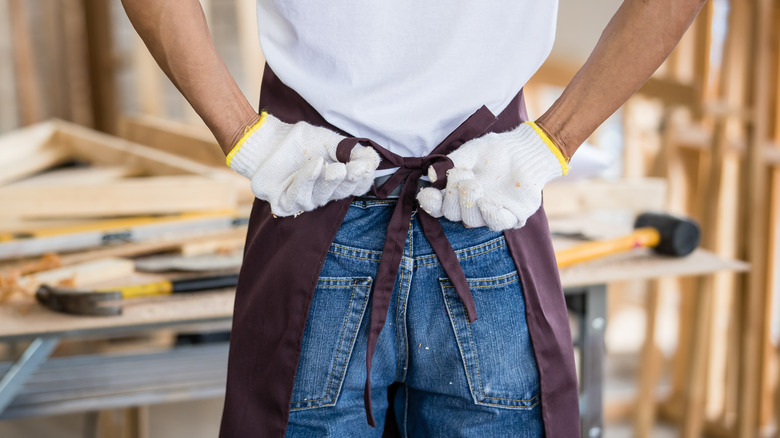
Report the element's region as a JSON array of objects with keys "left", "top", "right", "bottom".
[
  {"left": 0, "top": 285, "right": 234, "bottom": 340},
  {"left": 83, "top": 0, "right": 118, "bottom": 133},
  {"left": 8, "top": 0, "right": 44, "bottom": 125},
  {"left": 60, "top": 0, "right": 94, "bottom": 127},
  {"left": 41, "top": 0, "right": 69, "bottom": 121},
  {"left": 0, "top": 121, "right": 70, "bottom": 185},
  {"left": 0, "top": 218, "right": 95, "bottom": 235},
  {"left": 657, "top": 403, "right": 735, "bottom": 438},
  {"left": 179, "top": 229, "right": 246, "bottom": 256},
  {"left": 633, "top": 279, "right": 663, "bottom": 438},
  {"left": 9, "top": 166, "right": 138, "bottom": 187},
  {"left": 555, "top": 248, "right": 748, "bottom": 289},
  {"left": 0, "top": 175, "right": 236, "bottom": 219},
  {"left": 56, "top": 120, "right": 224, "bottom": 177},
  {"left": 0, "top": 0, "right": 19, "bottom": 132},
  {"left": 117, "top": 115, "right": 223, "bottom": 167},
  {"left": 235, "top": 0, "right": 264, "bottom": 102},
  {"left": 672, "top": 126, "right": 780, "bottom": 167},
  {"left": 761, "top": 3, "right": 780, "bottom": 428},
  {"left": 736, "top": 1, "right": 773, "bottom": 436},
  {"left": 528, "top": 58, "right": 699, "bottom": 110},
  {"left": 543, "top": 178, "right": 667, "bottom": 217},
  {"left": 0, "top": 211, "right": 247, "bottom": 260},
  {"left": 116, "top": 116, "right": 254, "bottom": 202},
  {"left": 762, "top": 167, "right": 780, "bottom": 428},
  {"left": 57, "top": 227, "right": 248, "bottom": 267},
  {"left": 132, "top": 34, "right": 165, "bottom": 117},
  {"left": 19, "top": 258, "right": 136, "bottom": 290},
  {"left": 692, "top": 1, "right": 716, "bottom": 110}
]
